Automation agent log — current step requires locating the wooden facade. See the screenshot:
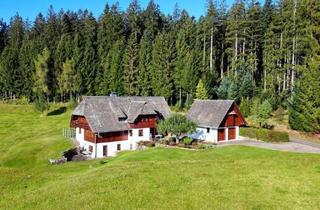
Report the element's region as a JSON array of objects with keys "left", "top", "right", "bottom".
[
  {"left": 70, "top": 115, "right": 90, "bottom": 130},
  {"left": 218, "top": 129, "right": 226, "bottom": 141},
  {"left": 84, "top": 129, "right": 95, "bottom": 142},
  {"left": 71, "top": 114, "right": 157, "bottom": 143},
  {"left": 130, "top": 115, "right": 158, "bottom": 129},
  {"left": 96, "top": 131, "right": 128, "bottom": 143},
  {"left": 228, "top": 128, "right": 236, "bottom": 140},
  {"left": 221, "top": 104, "right": 246, "bottom": 127}
]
